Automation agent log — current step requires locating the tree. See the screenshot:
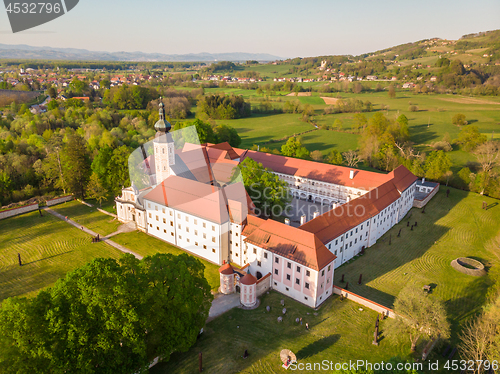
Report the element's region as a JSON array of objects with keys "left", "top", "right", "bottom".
[
  {"left": 214, "top": 124, "right": 242, "bottom": 147},
  {"left": 342, "top": 150, "right": 361, "bottom": 167},
  {"left": 475, "top": 140, "right": 500, "bottom": 175},
  {"left": 387, "top": 286, "right": 450, "bottom": 352},
  {"left": 456, "top": 125, "right": 487, "bottom": 152},
  {"left": 107, "top": 145, "right": 131, "bottom": 196},
  {"left": 352, "top": 113, "right": 367, "bottom": 133},
  {"left": 62, "top": 134, "right": 91, "bottom": 199},
  {"left": 452, "top": 113, "right": 468, "bottom": 127},
  {"left": 332, "top": 119, "right": 343, "bottom": 131},
  {"left": 0, "top": 253, "right": 213, "bottom": 374},
  {"left": 47, "top": 86, "right": 57, "bottom": 99},
  {"left": 424, "top": 151, "right": 452, "bottom": 181},
  {"left": 235, "top": 157, "right": 290, "bottom": 218},
  {"left": 311, "top": 150, "right": 323, "bottom": 161},
  {"left": 327, "top": 149, "right": 343, "bottom": 165},
  {"left": 388, "top": 84, "right": 396, "bottom": 98},
  {"left": 87, "top": 172, "right": 108, "bottom": 206},
  {"left": 173, "top": 119, "right": 216, "bottom": 144},
  {"left": 281, "top": 137, "right": 310, "bottom": 160}
]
